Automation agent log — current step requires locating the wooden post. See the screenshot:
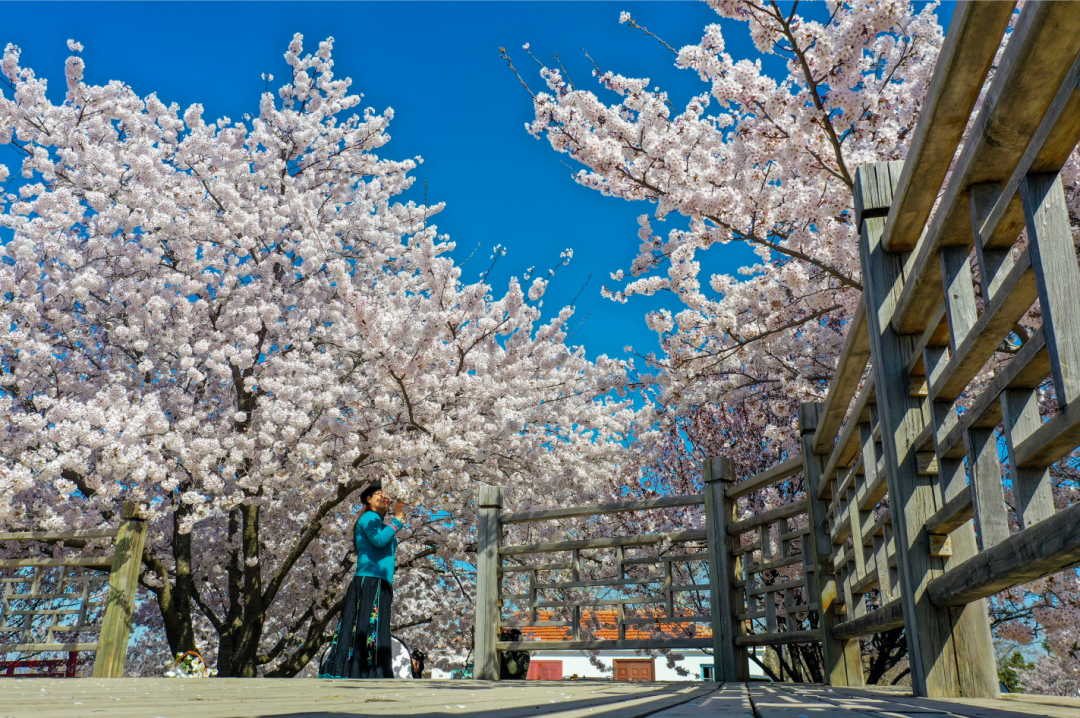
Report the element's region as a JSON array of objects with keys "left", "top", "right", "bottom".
[
  {"left": 856, "top": 161, "right": 997, "bottom": 698},
  {"left": 474, "top": 484, "right": 503, "bottom": 681},
  {"left": 799, "top": 402, "right": 862, "bottom": 686},
  {"left": 703, "top": 456, "right": 747, "bottom": 681},
  {"left": 93, "top": 502, "right": 147, "bottom": 678}
]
